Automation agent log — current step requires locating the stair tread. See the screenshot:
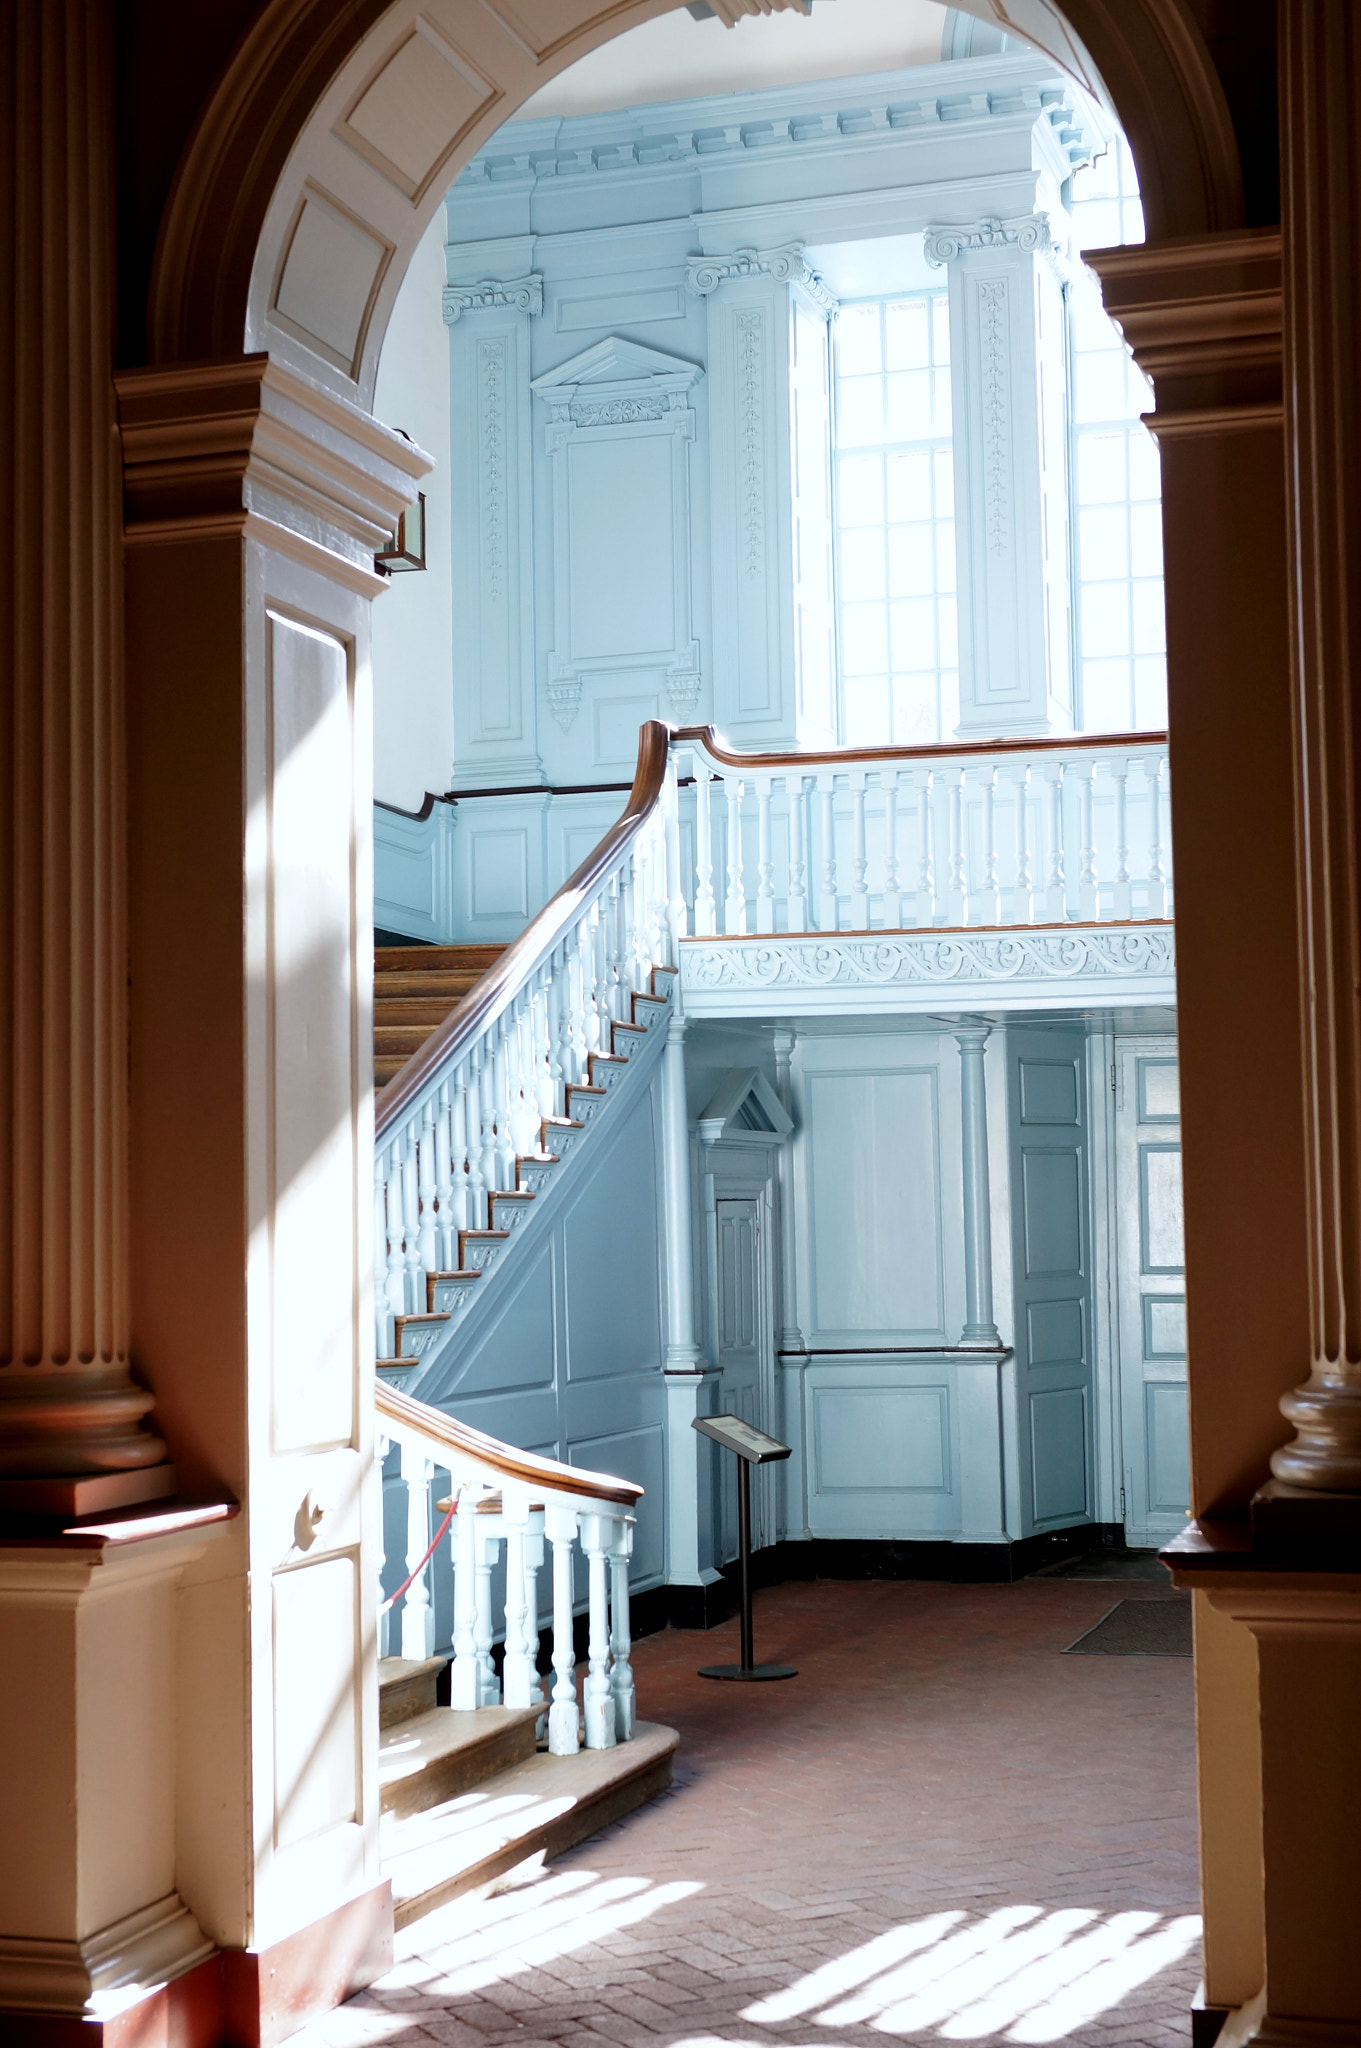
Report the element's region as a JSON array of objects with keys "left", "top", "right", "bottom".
[
  {"left": 381, "top": 1721, "right": 678, "bottom": 1919},
  {"left": 375, "top": 997, "right": 479, "bottom": 1022},
  {"left": 379, "top": 1655, "right": 448, "bottom": 1731},
  {"left": 380, "top": 1704, "right": 542, "bottom": 1790},
  {"left": 376, "top": 946, "right": 507, "bottom": 971}
]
